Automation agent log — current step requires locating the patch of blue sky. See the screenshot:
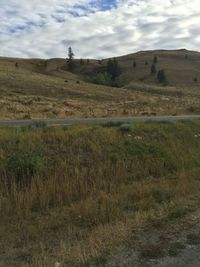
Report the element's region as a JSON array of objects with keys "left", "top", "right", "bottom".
[
  {"left": 7, "top": 20, "right": 46, "bottom": 34},
  {"left": 89, "top": 0, "right": 117, "bottom": 11},
  {"left": 70, "top": 0, "right": 117, "bottom": 17}
]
